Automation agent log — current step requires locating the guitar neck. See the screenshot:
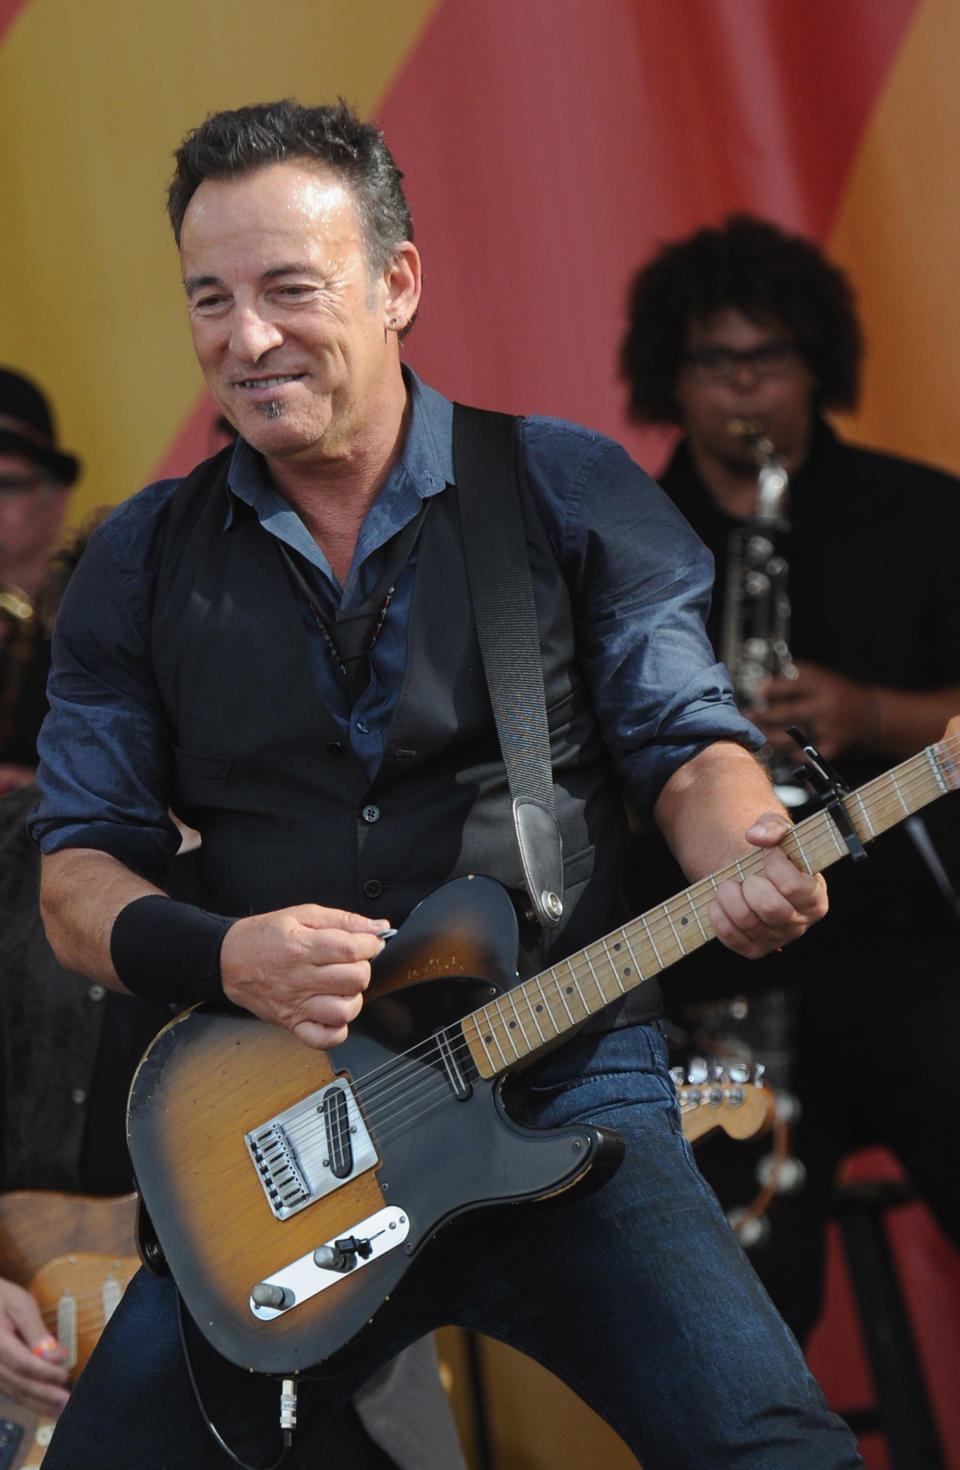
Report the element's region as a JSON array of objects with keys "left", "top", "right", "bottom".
[{"left": 461, "top": 733, "right": 959, "bottom": 1079}]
